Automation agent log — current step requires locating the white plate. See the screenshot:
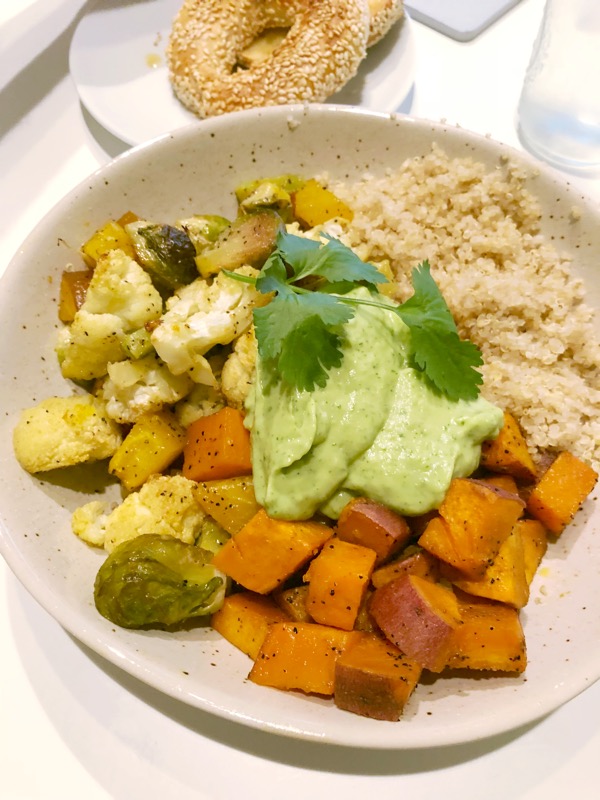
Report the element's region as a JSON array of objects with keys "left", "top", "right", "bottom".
[
  {"left": 68, "top": 0, "right": 416, "bottom": 145},
  {"left": 1, "top": 107, "right": 599, "bottom": 749}
]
